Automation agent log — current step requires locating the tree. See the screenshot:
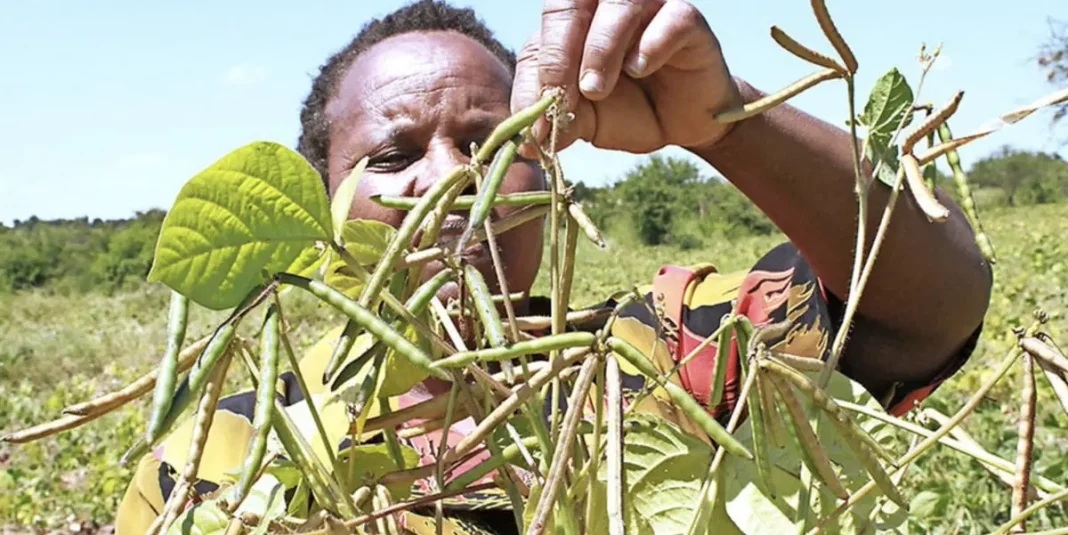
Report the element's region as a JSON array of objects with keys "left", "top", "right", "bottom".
[
  {"left": 969, "top": 146, "right": 1068, "bottom": 206},
  {"left": 1039, "top": 18, "right": 1068, "bottom": 126},
  {"left": 615, "top": 154, "right": 703, "bottom": 245}
]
